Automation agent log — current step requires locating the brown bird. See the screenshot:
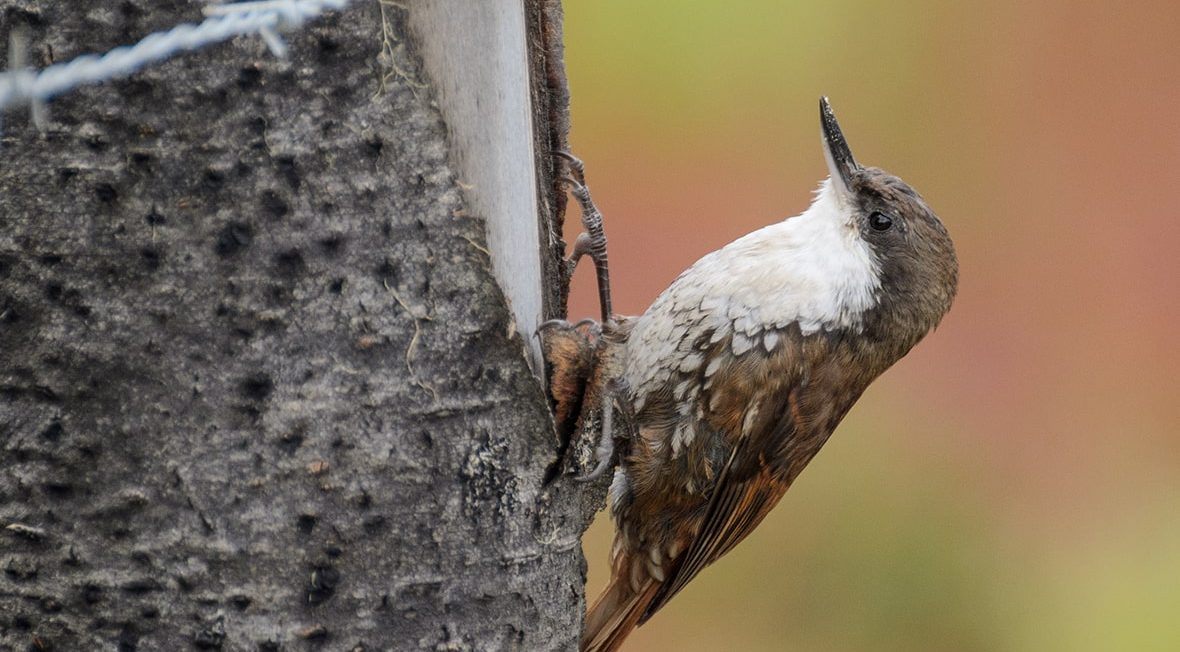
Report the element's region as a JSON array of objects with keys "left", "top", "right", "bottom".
[{"left": 553, "top": 98, "right": 959, "bottom": 652}]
